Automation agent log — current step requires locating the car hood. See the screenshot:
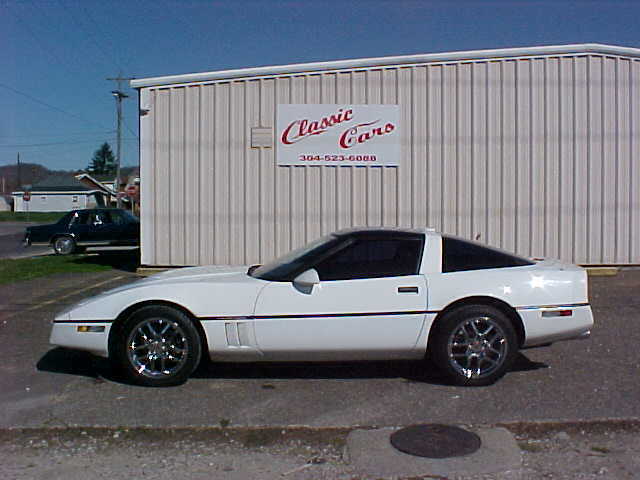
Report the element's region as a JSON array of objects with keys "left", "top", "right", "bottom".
[
  {"left": 150, "top": 264, "right": 249, "bottom": 280},
  {"left": 113, "top": 265, "right": 256, "bottom": 293},
  {"left": 57, "top": 265, "right": 267, "bottom": 321}
]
